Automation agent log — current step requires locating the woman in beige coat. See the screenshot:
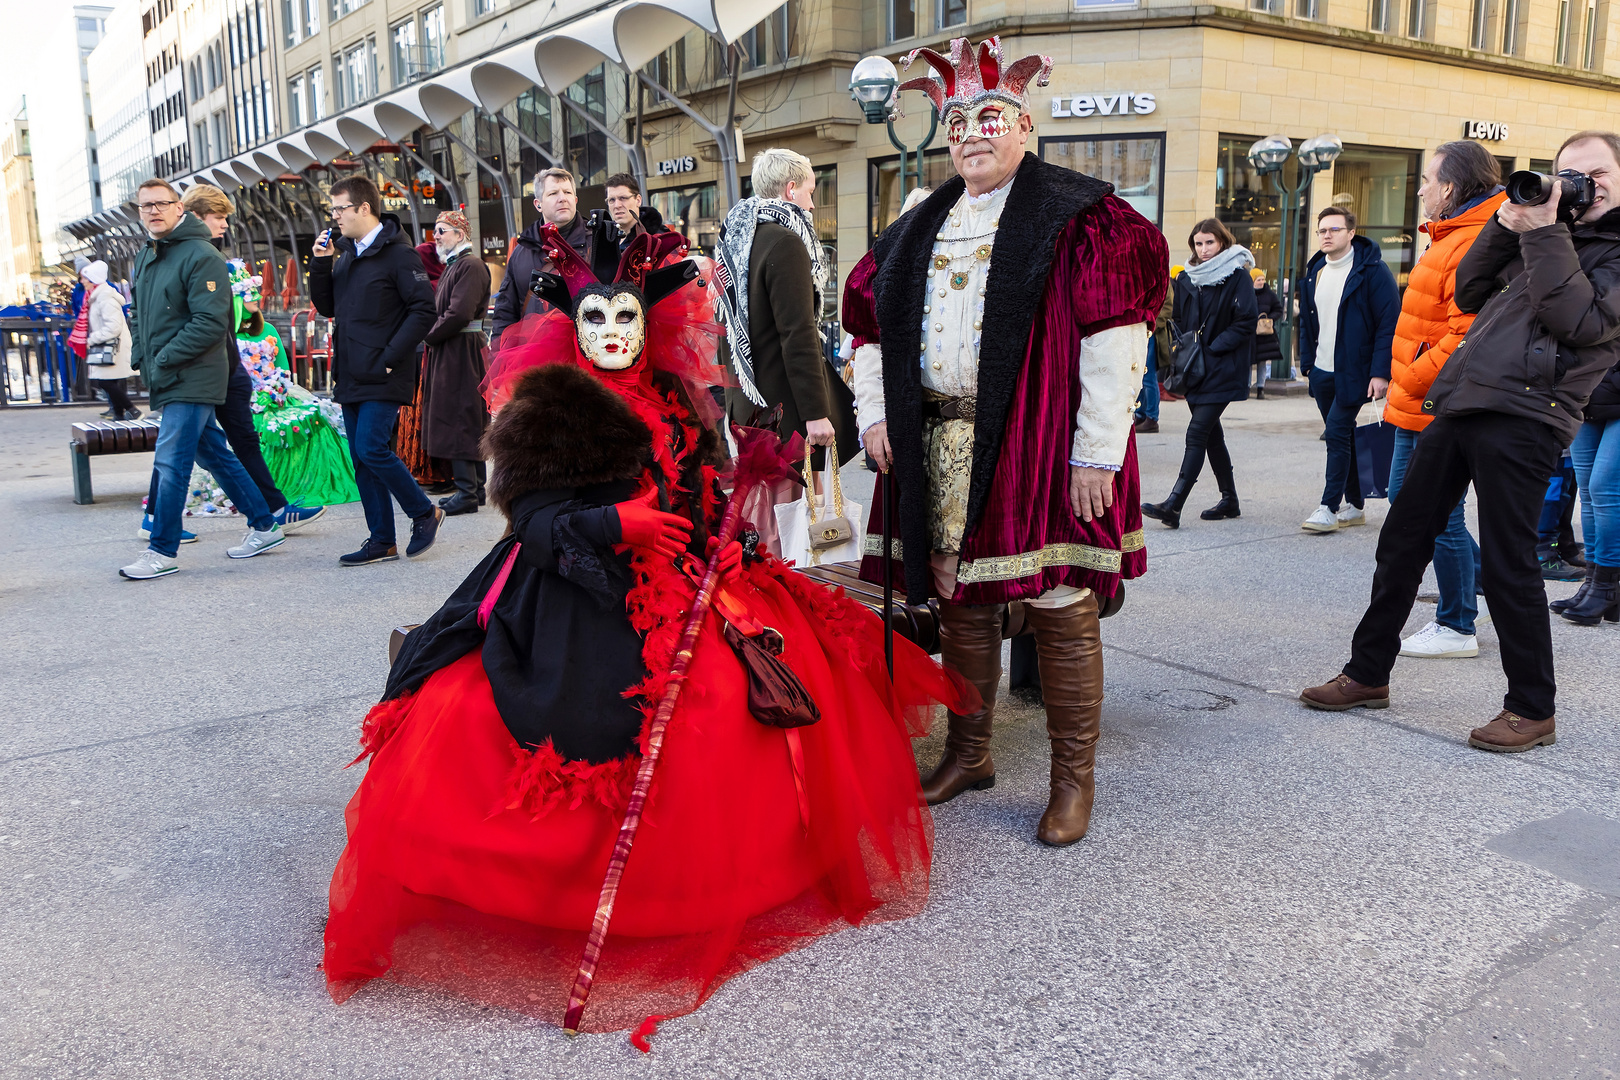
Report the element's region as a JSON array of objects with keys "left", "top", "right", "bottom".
[{"left": 82, "top": 261, "right": 140, "bottom": 419}]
